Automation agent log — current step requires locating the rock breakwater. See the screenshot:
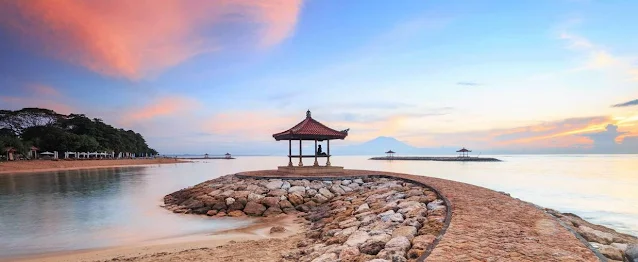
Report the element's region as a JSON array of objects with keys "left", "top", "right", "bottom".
[
  {"left": 163, "top": 175, "right": 449, "bottom": 262},
  {"left": 546, "top": 209, "right": 638, "bottom": 262}
]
